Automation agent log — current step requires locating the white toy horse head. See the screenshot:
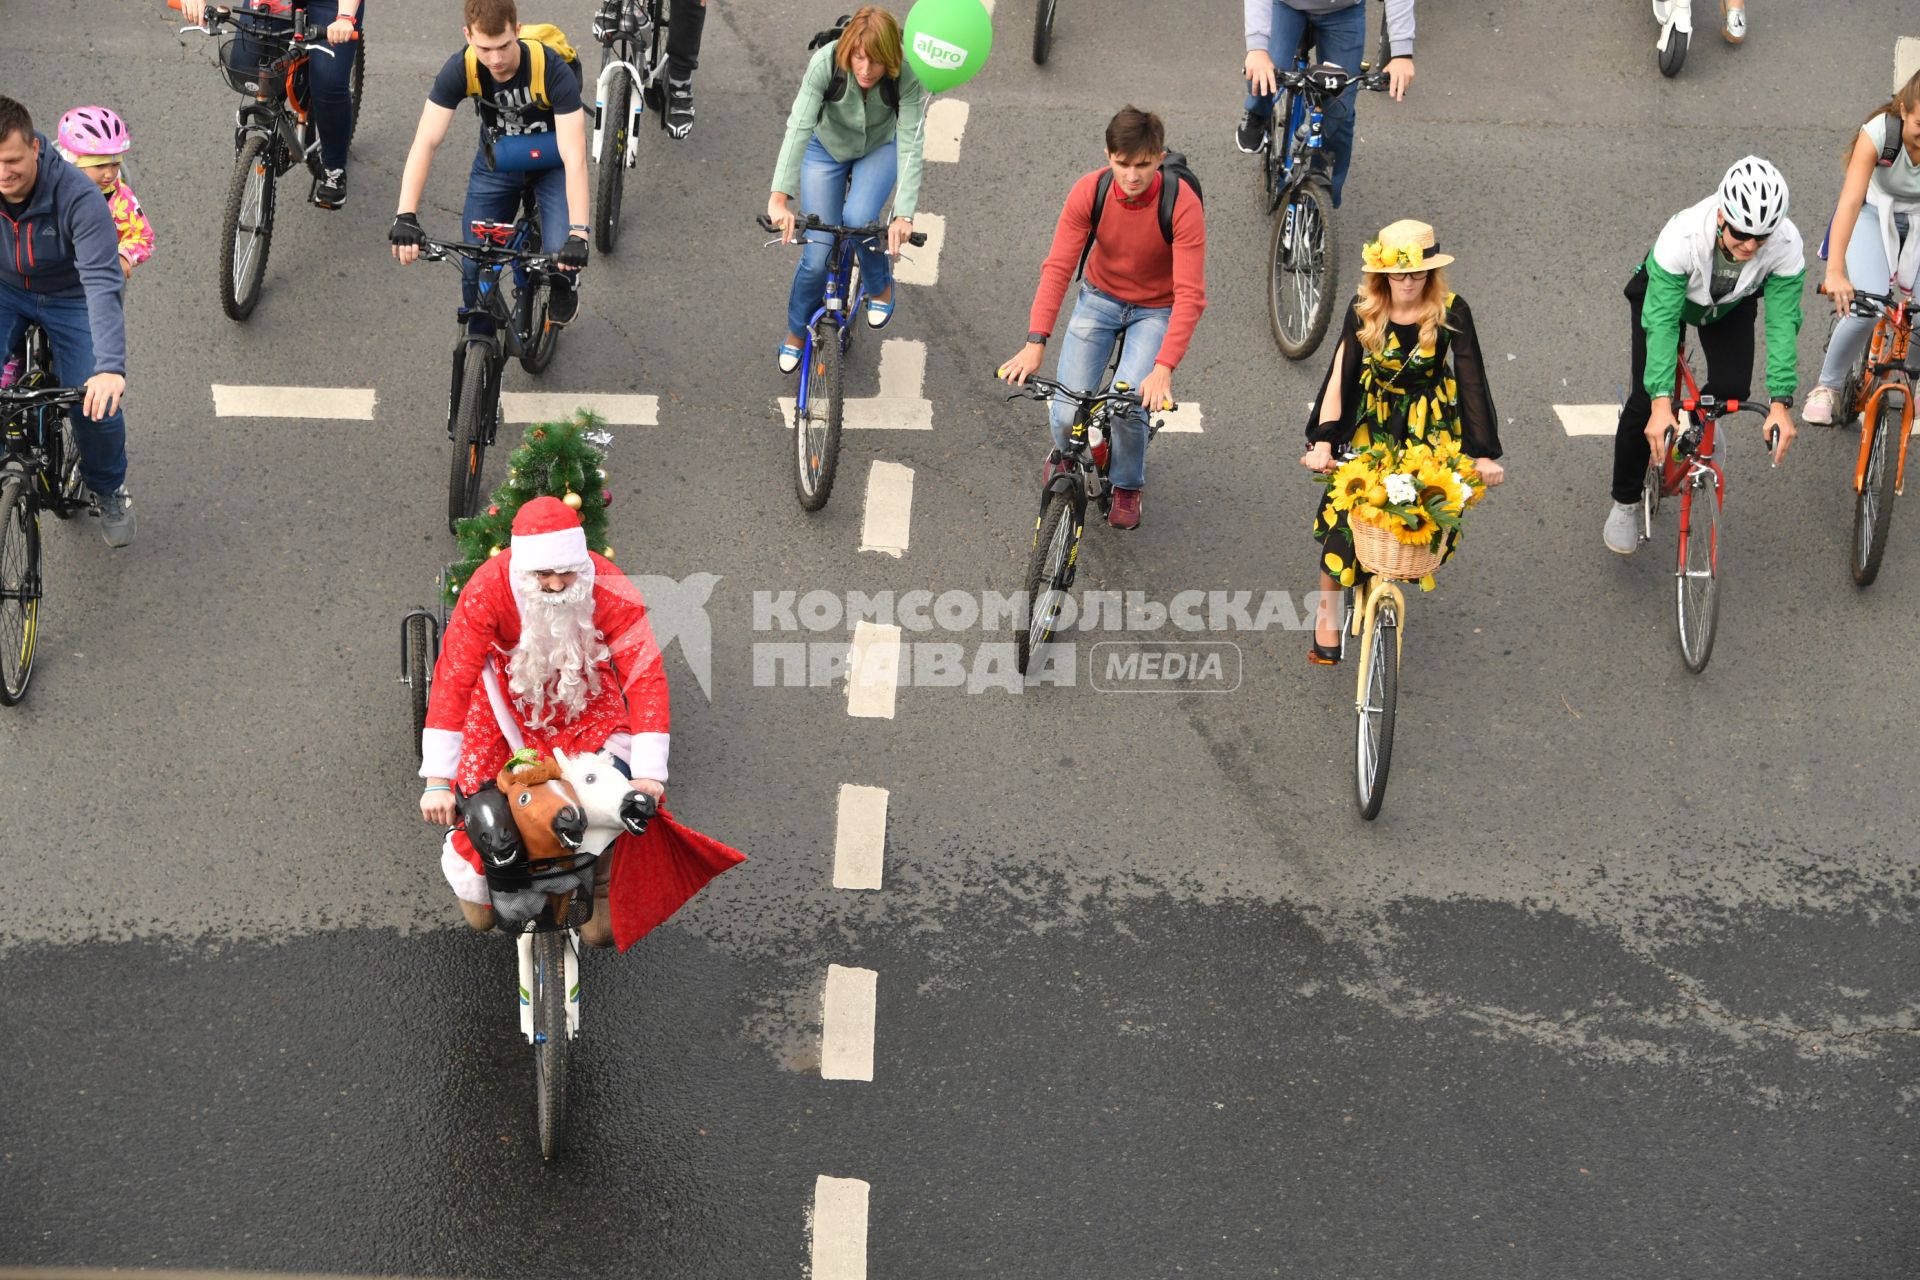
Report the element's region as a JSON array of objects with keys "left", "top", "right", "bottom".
[{"left": 553, "top": 748, "right": 657, "bottom": 856}]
